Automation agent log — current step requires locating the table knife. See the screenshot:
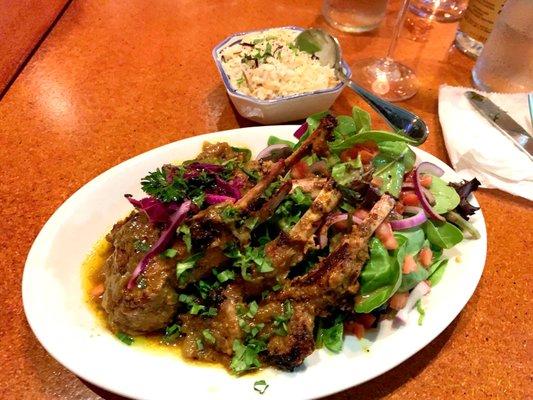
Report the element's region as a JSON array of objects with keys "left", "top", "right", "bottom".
[{"left": 465, "top": 91, "right": 533, "bottom": 160}]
